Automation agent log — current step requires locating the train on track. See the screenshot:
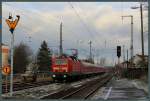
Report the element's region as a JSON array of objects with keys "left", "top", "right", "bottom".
[{"left": 51, "top": 55, "right": 111, "bottom": 81}]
